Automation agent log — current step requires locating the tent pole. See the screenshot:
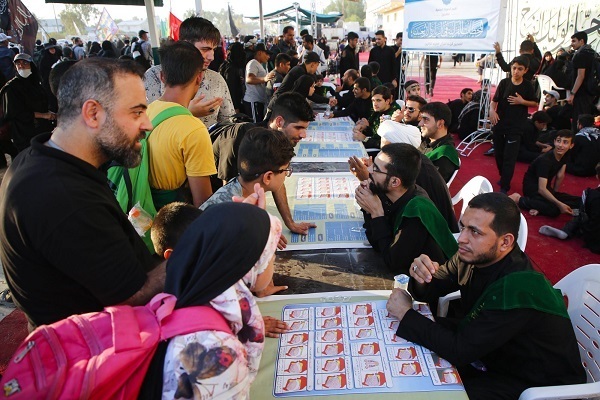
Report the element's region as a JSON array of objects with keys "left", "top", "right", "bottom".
[{"left": 144, "top": 0, "right": 159, "bottom": 64}]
